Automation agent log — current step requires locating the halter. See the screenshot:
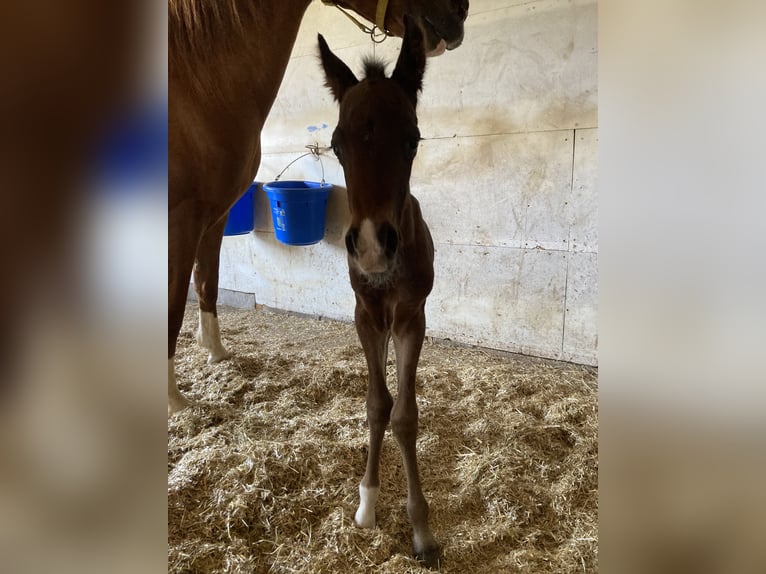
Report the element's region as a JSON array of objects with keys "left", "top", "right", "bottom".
[{"left": 321, "top": 0, "right": 391, "bottom": 44}]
